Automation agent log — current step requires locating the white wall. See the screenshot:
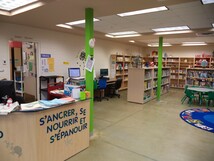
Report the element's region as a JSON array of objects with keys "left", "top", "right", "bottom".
[
  {"left": 144, "top": 45, "right": 214, "bottom": 57},
  {"left": 0, "top": 22, "right": 142, "bottom": 79},
  {"left": 0, "top": 22, "right": 142, "bottom": 99}
]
